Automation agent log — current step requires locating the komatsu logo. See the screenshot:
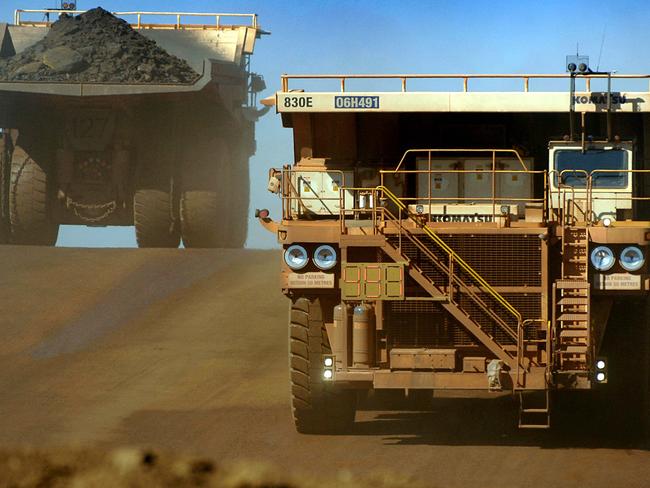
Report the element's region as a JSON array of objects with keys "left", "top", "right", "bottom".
[
  {"left": 430, "top": 214, "right": 494, "bottom": 223},
  {"left": 573, "top": 94, "right": 627, "bottom": 104}
]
